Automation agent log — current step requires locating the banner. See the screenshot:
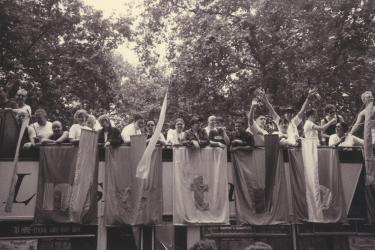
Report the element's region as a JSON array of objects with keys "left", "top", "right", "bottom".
[
  {"left": 173, "top": 147, "right": 229, "bottom": 225},
  {"left": 363, "top": 101, "right": 375, "bottom": 223},
  {"left": 105, "top": 146, "right": 163, "bottom": 225},
  {"left": 288, "top": 148, "right": 347, "bottom": 223},
  {"left": 35, "top": 130, "right": 98, "bottom": 223},
  {"left": 0, "top": 239, "right": 37, "bottom": 250},
  {"left": 231, "top": 148, "right": 289, "bottom": 225}
]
